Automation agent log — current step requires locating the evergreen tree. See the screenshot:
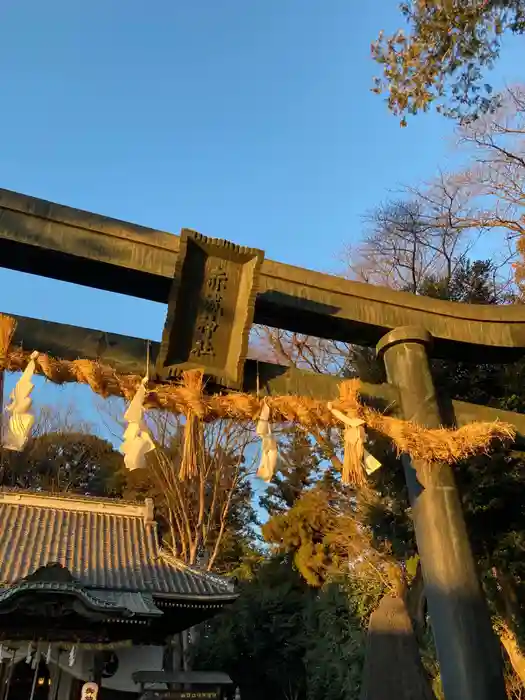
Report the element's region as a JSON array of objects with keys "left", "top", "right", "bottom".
[
  {"left": 0, "top": 431, "right": 126, "bottom": 496},
  {"left": 303, "top": 583, "right": 377, "bottom": 700},
  {"left": 259, "top": 428, "right": 324, "bottom": 517},
  {"left": 193, "top": 556, "right": 312, "bottom": 700}
]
